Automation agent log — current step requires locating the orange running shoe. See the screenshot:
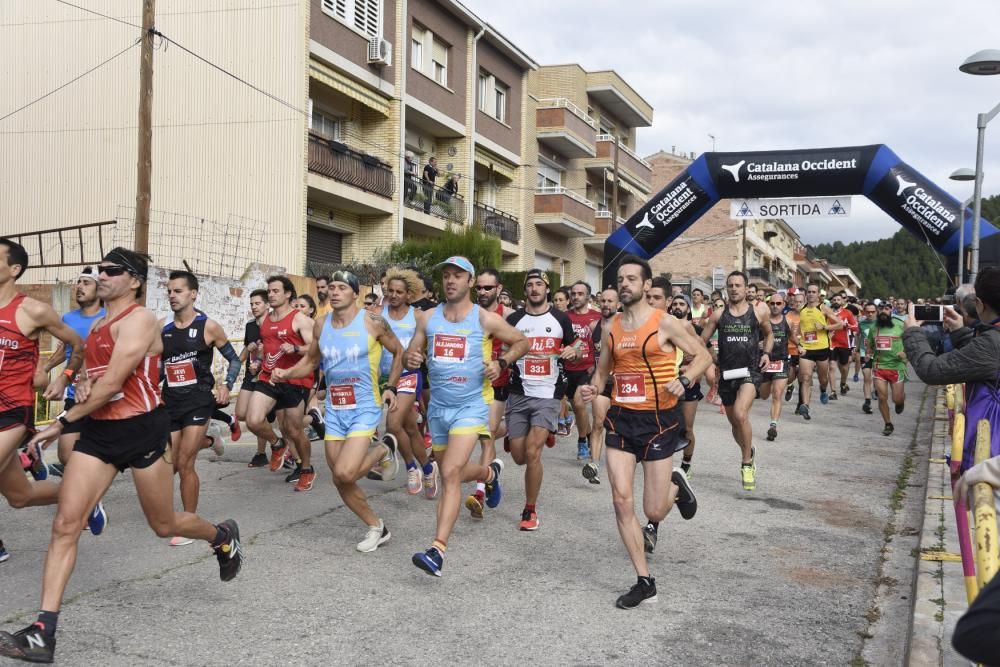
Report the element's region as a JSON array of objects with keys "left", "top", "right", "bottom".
[
  {"left": 268, "top": 441, "right": 287, "bottom": 472},
  {"left": 294, "top": 467, "right": 315, "bottom": 492}
]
